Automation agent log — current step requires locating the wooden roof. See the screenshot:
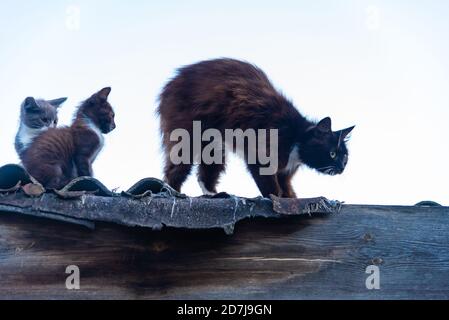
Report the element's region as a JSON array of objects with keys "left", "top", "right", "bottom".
[{"left": 1, "top": 163, "right": 448, "bottom": 299}]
